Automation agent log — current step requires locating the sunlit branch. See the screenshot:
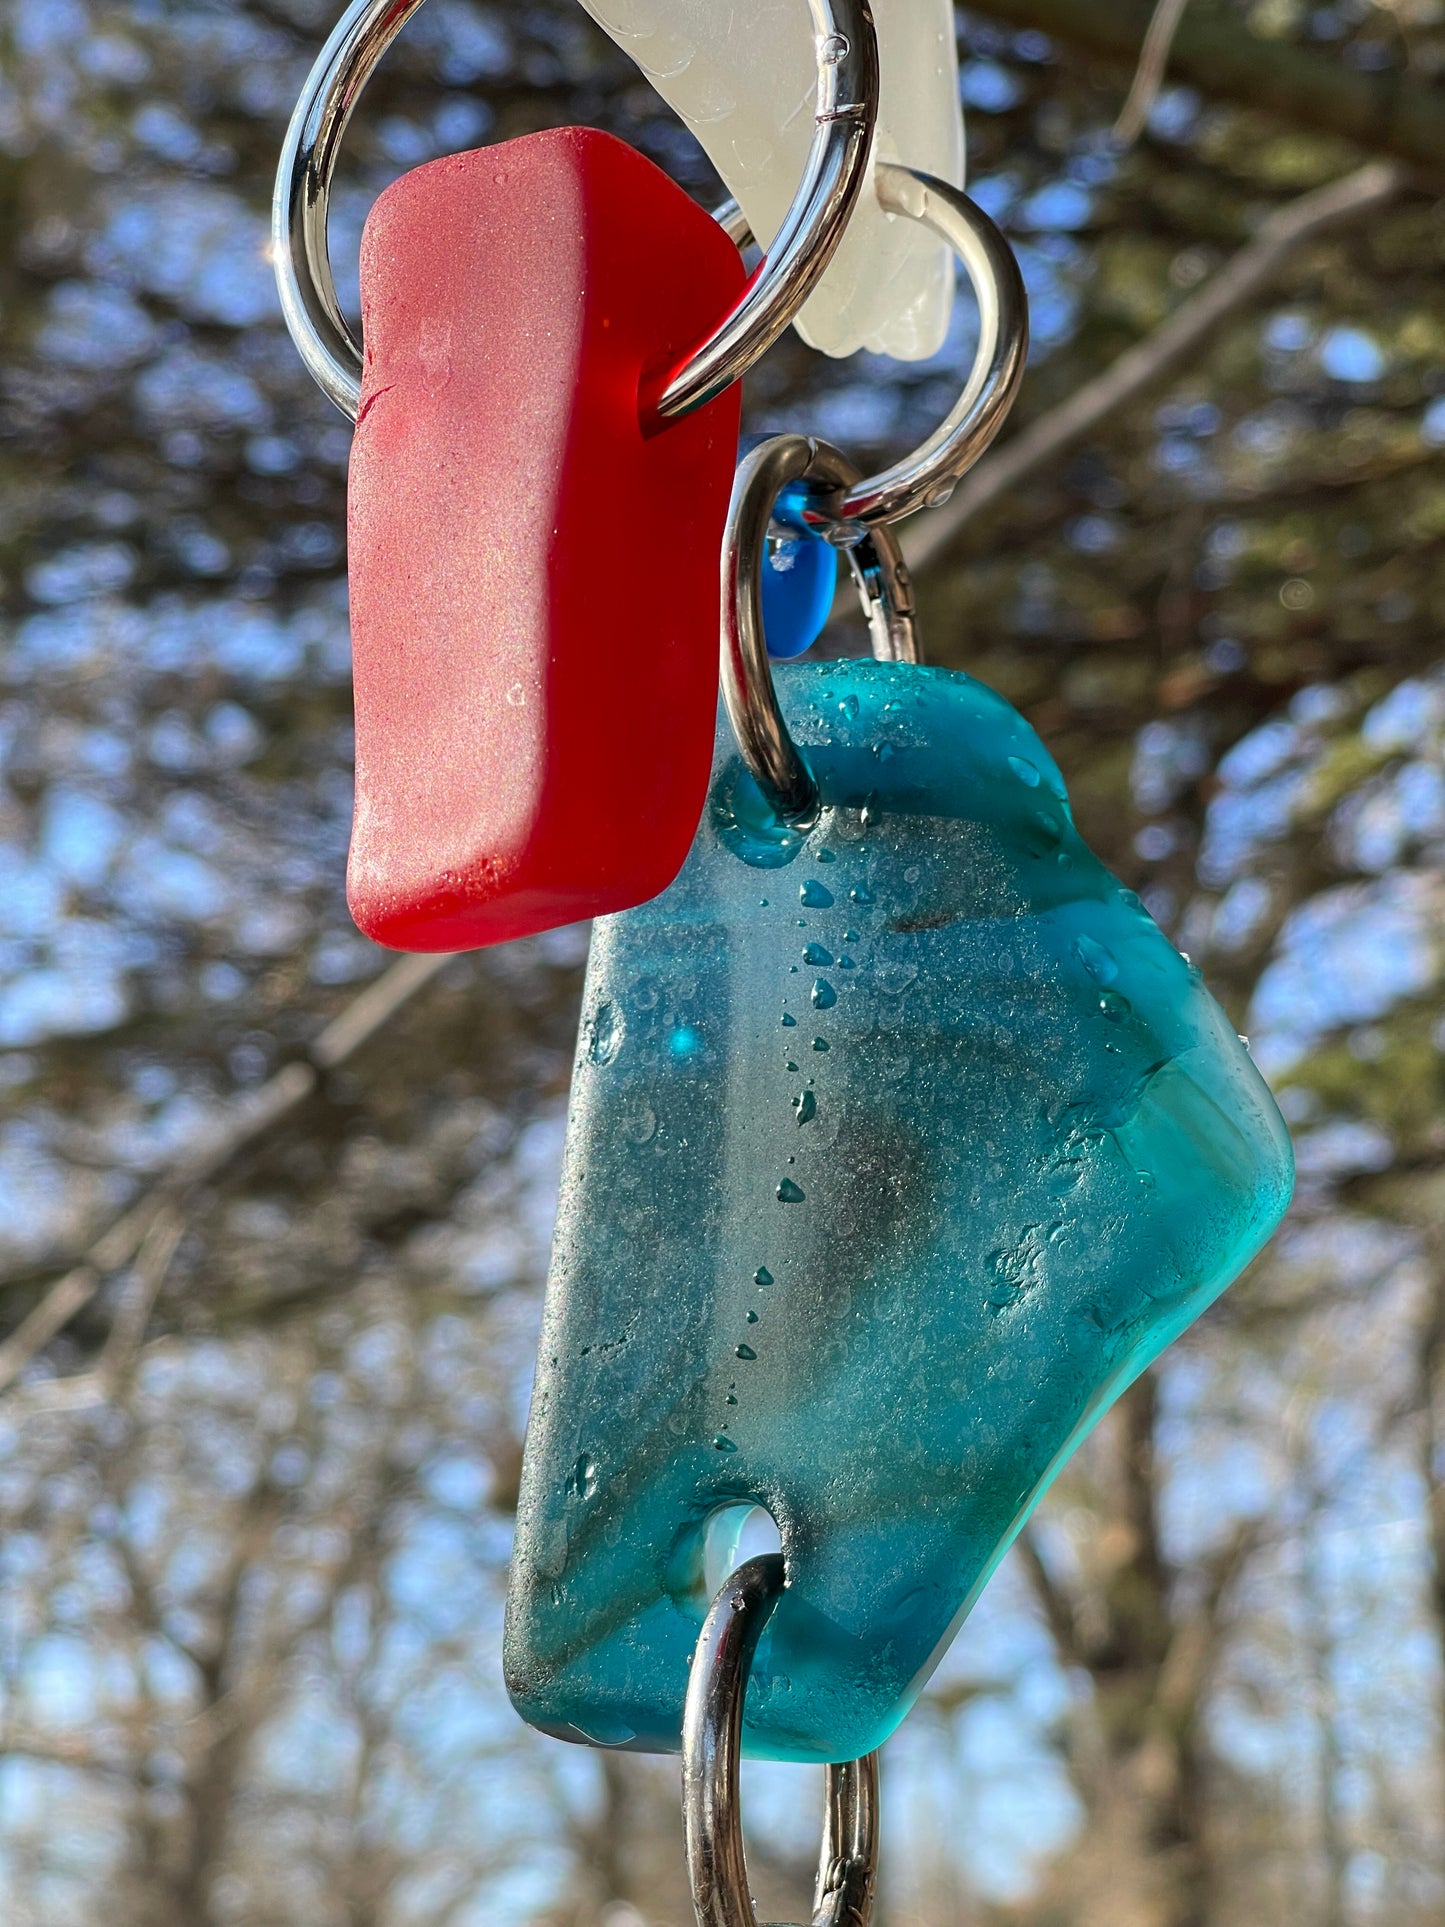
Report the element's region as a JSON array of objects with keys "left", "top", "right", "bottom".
[
  {"left": 1113, "top": 0, "right": 1193, "bottom": 148},
  {"left": 902, "top": 159, "right": 1405, "bottom": 579},
  {"left": 0, "top": 951, "right": 453, "bottom": 1399},
  {"left": 976, "top": 0, "right": 1445, "bottom": 173}
]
